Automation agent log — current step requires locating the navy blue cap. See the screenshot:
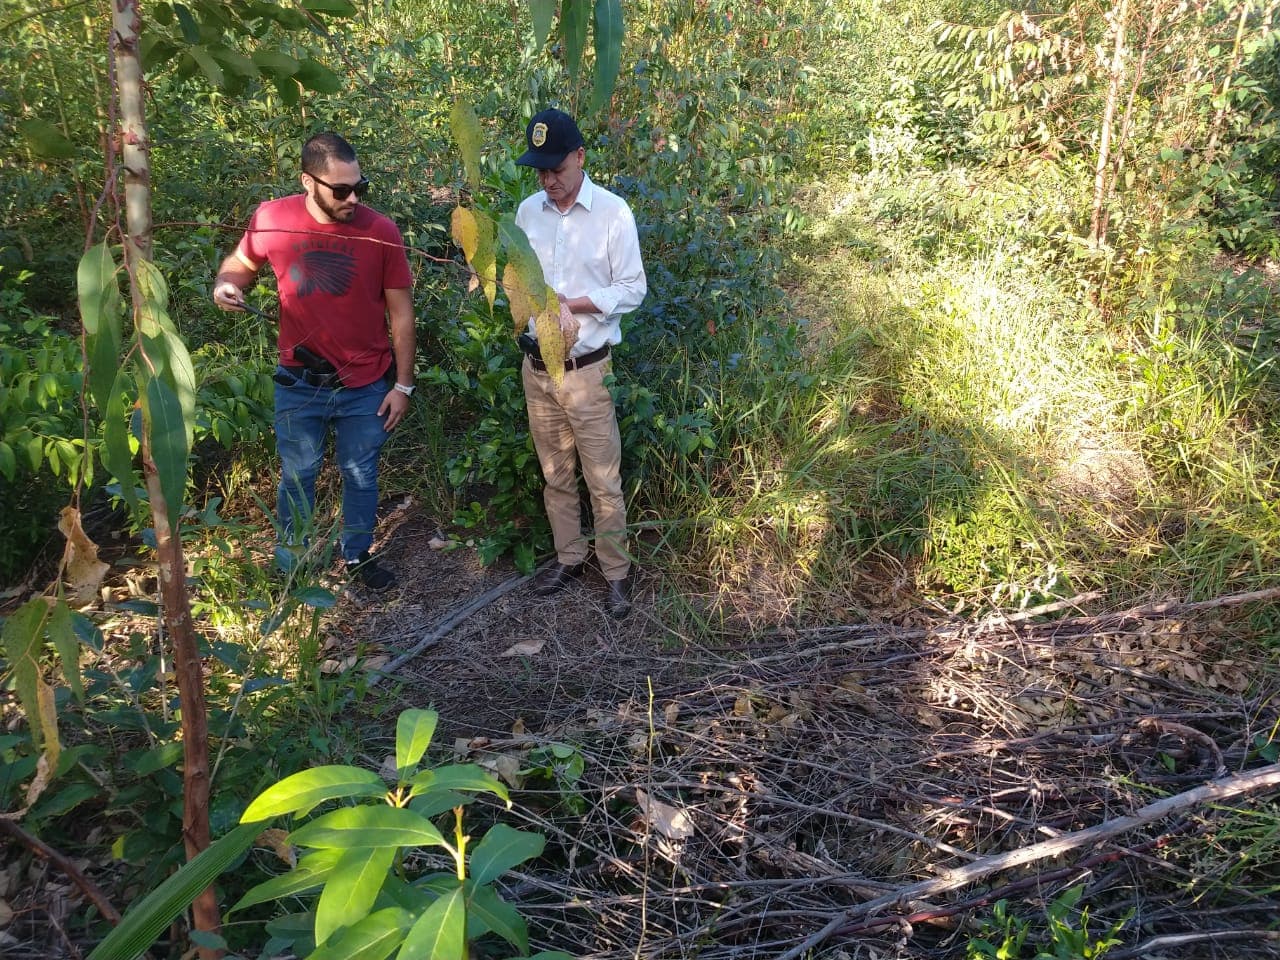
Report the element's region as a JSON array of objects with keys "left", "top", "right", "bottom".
[{"left": 517, "top": 109, "right": 584, "bottom": 169}]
